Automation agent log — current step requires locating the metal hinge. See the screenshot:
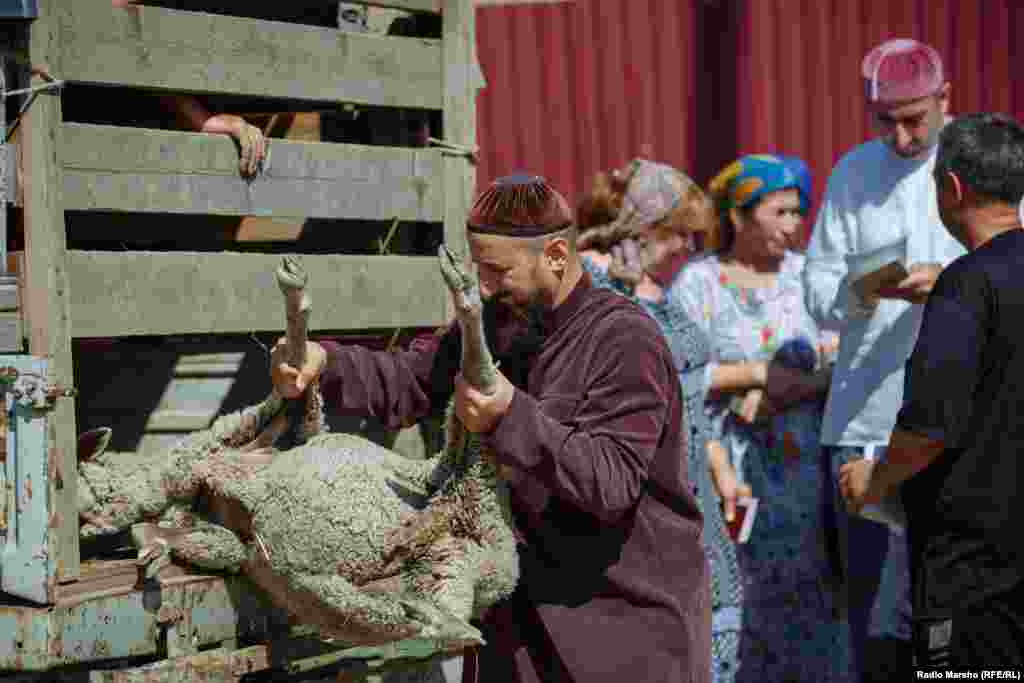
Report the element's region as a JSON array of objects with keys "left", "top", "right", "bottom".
[{"left": 0, "top": 366, "right": 76, "bottom": 409}]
